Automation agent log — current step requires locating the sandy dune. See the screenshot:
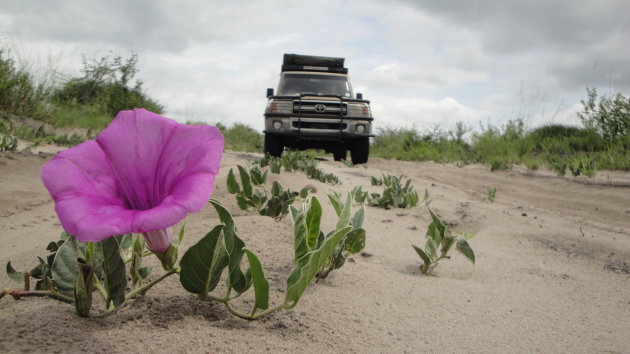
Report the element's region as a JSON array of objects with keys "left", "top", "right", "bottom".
[{"left": 1, "top": 150, "right": 629, "bottom": 353}]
